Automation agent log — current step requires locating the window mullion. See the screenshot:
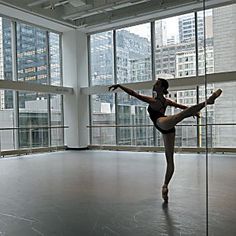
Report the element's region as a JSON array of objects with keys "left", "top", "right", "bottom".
[
  {"left": 59, "top": 33, "right": 64, "bottom": 145},
  {"left": 87, "top": 35, "right": 93, "bottom": 145},
  {"left": 113, "top": 30, "right": 119, "bottom": 146},
  {"left": 46, "top": 31, "right": 51, "bottom": 146},
  {"left": 195, "top": 11, "right": 201, "bottom": 148},
  {"left": 151, "top": 21, "right": 157, "bottom": 146},
  {"left": 11, "top": 20, "right": 19, "bottom": 149}
]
